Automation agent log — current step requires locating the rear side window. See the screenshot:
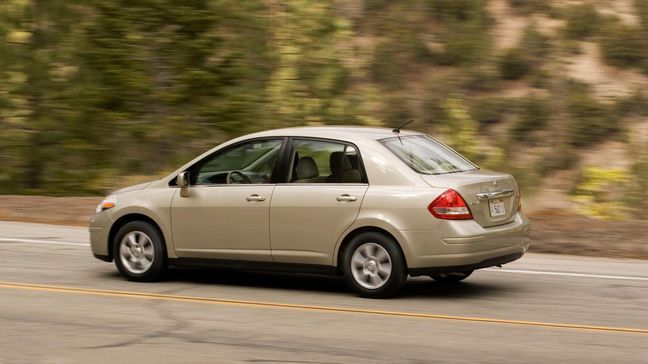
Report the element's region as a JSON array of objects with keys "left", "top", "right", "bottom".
[
  {"left": 289, "top": 139, "right": 365, "bottom": 183},
  {"left": 379, "top": 135, "right": 478, "bottom": 175}
]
